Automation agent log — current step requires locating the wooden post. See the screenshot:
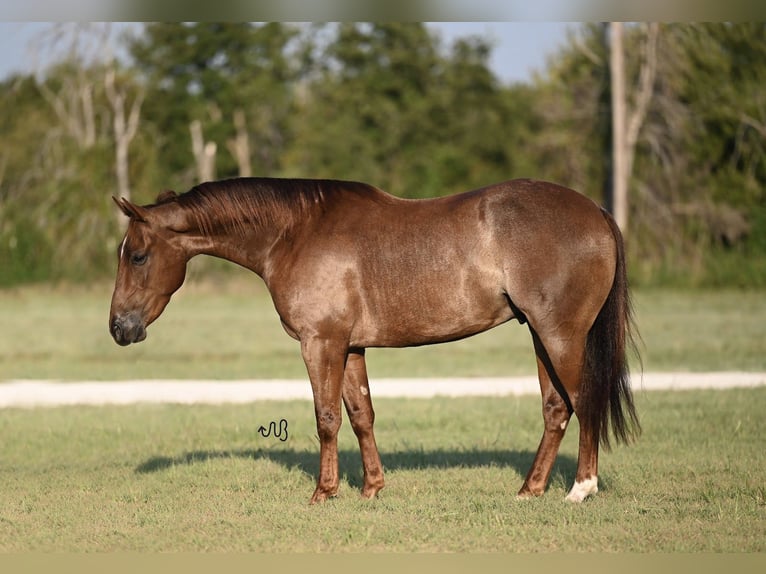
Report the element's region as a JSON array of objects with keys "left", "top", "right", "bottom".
[{"left": 610, "top": 22, "right": 628, "bottom": 235}]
